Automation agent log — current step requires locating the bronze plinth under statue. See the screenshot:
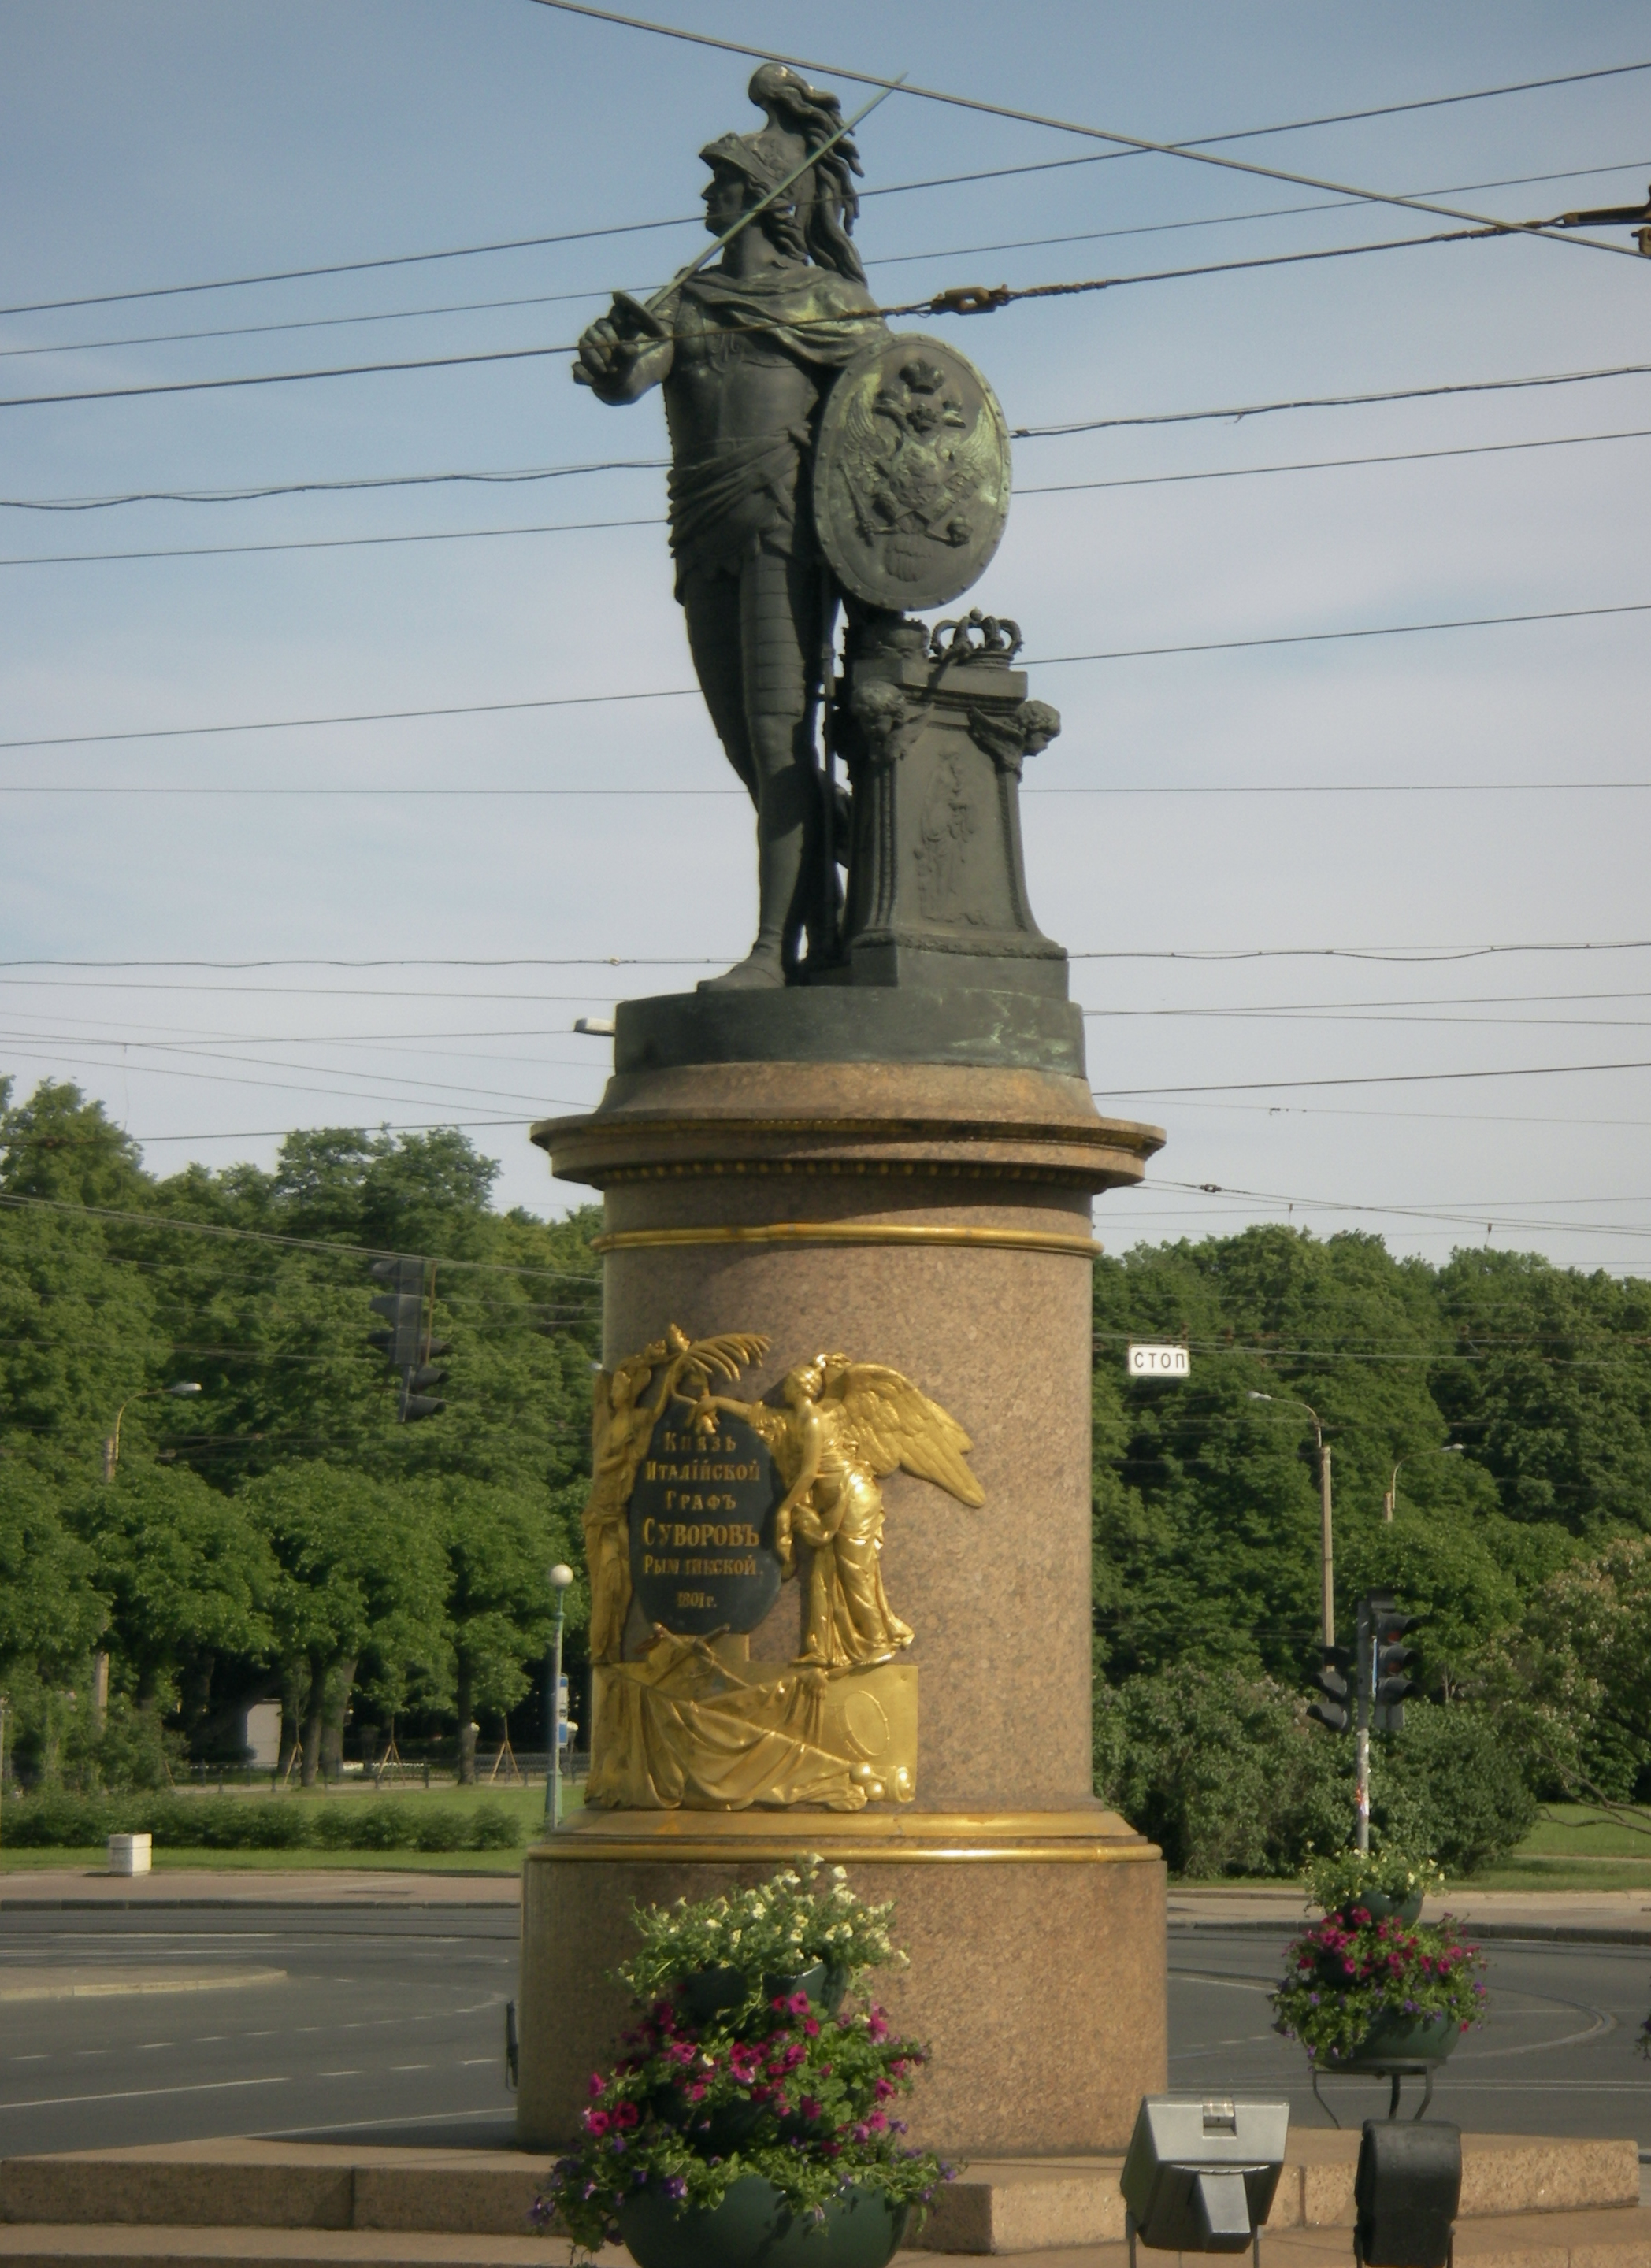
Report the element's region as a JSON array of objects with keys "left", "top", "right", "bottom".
[{"left": 518, "top": 64, "right": 1168, "bottom": 2158}]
